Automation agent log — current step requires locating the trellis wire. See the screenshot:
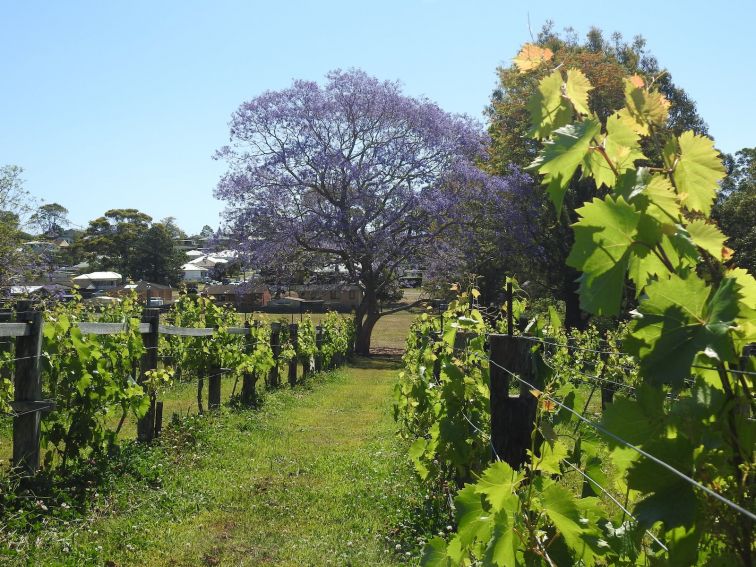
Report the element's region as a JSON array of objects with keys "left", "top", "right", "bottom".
[{"left": 480, "top": 353, "right": 756, "bottom": 522}]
